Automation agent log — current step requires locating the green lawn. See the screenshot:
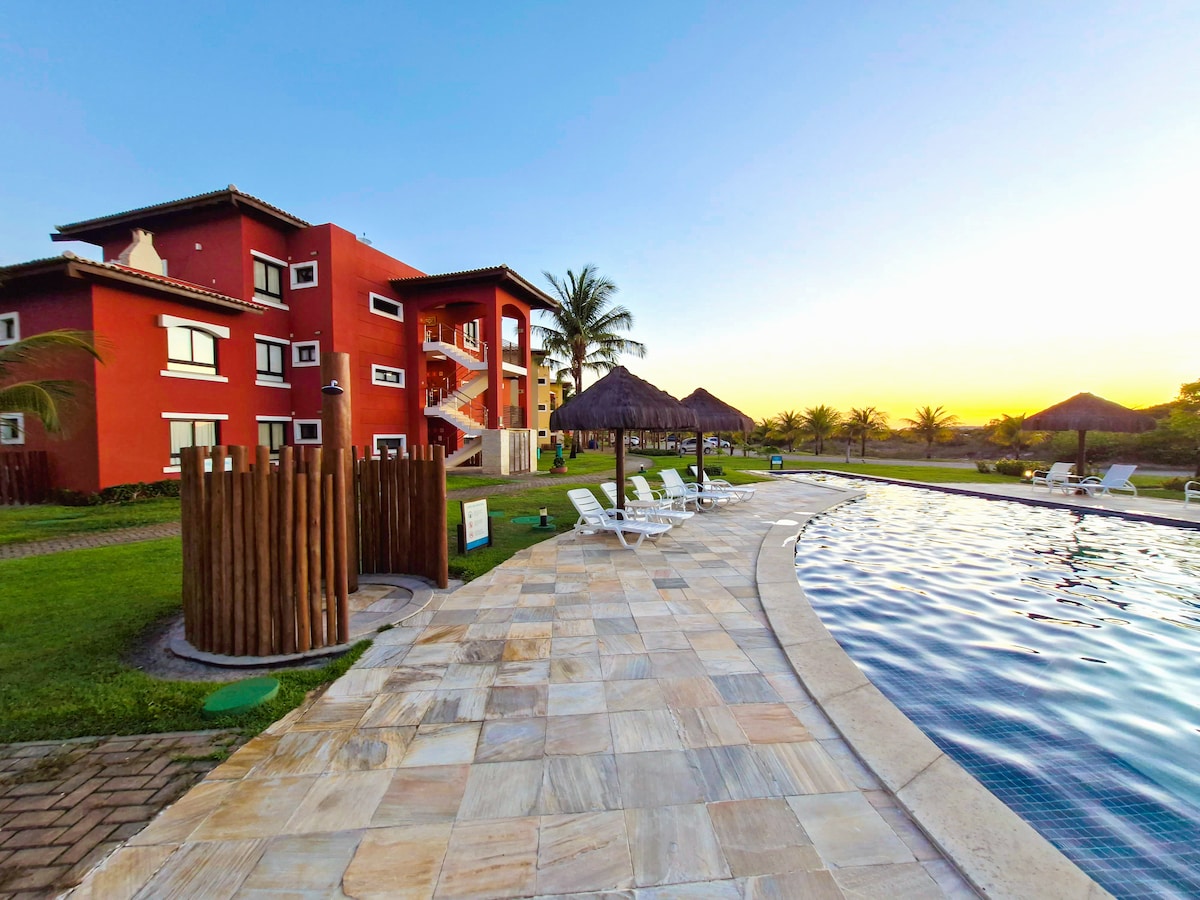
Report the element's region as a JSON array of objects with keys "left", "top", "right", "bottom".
[
  {"left": 0, "top": 539, "right": 366, "bottom": 743},
  {"left": 0, "top": 498, "right": 181, "bottom": 546}
]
